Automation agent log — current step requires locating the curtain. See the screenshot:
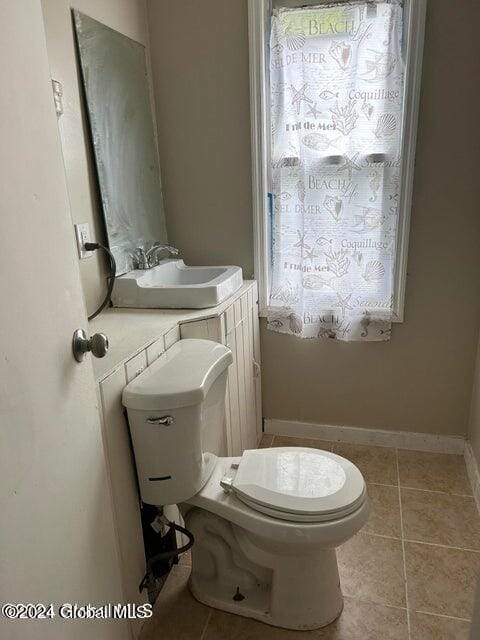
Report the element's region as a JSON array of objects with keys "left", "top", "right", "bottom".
[{"left": 267, "top": 1, "right": 404, "bottom": 341}]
